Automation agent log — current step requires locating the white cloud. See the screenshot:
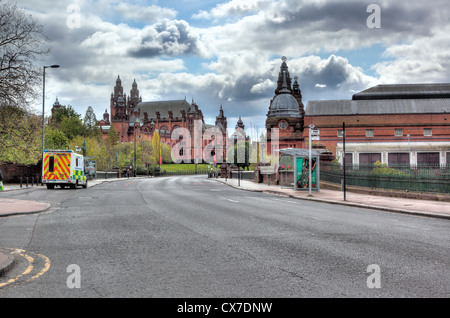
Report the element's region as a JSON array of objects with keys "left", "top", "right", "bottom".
[
  {"left": 114, "top": 3, "right": 177, "bottom": 23},
  {"left": 192, "top": 0, "right": 271, "bottom": 20},
  {"left": 14, "top": 0, "right": 449, "bottom": 131},
  {"left": 373, "top": 25, "right": 450, "bottom": 84}
]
